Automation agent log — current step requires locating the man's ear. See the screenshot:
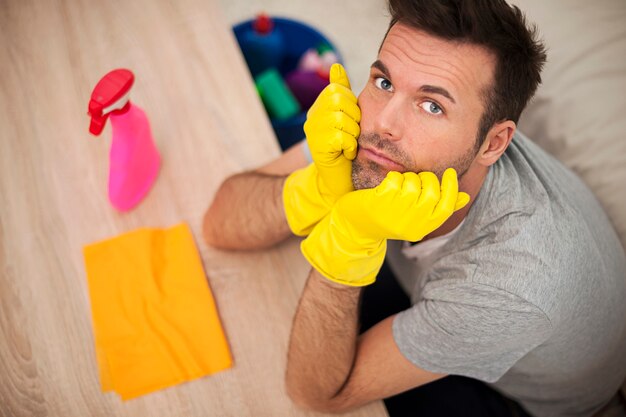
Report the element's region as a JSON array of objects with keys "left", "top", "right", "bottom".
[{"left": 476, "top": 120, "right": 516, "bottom": 167}]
